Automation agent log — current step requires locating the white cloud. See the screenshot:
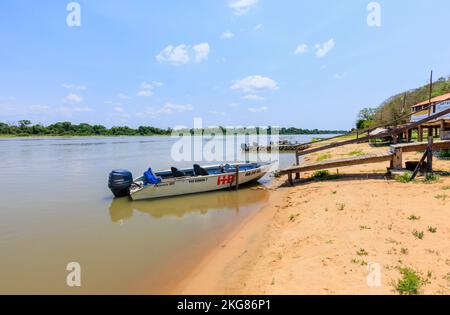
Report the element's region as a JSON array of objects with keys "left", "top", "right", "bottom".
[
  {"left": 63, "top": 93, "right": 83, "bottom": 103},
  {"left": 56, "top": 106, "right": 92, "bottom": 115},
  {"left": 243, "top": 94, "right": 265, "bottom": 101},
  {"left": 136, "top": 103, "right": 194, "bottom": 118},
  {"left": 229, "top": 102, "right": 240, "bottom": 107},
  {"left": 315, "top": 38, "right": 335, "bottom": 58},
  {"left": 294, "top": 44, "right": 309, "bottom": 55},
  {"left": 156, "top": 45, "right": 189, "bottom": 65},
  {"left": 161, "top": 103, "right": 194, "bottom": 113},
  {"left": 248, "top": 106, "right": 268, "bottom": 113},
  {"left": 152, "top": 81, "right": 164, "bottom": 88},
  {"left": 208, "top": 110, "right": 226, "bottom": 116},
  {"left": 73, "top": 107, "right": 93, "bottom": 112},
  {"left": 221, "top": 31, "right": 235, "bottom": 39},
  {"left": 192, "top": 43, "right": 210, "bottom": 63},
  {"left": 333, "top": 73, "right": 346, "bottom": 80},
  {"left": 156, "top": 43, "right": 210, "bottom": 65},
  {"left": 114, "top": 106, "right": 124, "bottom": 113},
  {"left": 118, "top": 93, "right": 131, "bottom": 100},
  {"left": 229, "top": 0, "right": 258, "bottom": 16},
  {"left": 140, "top": 81, "right": 154, "bottom": 90},
  {"left": 29, "top": 104, "right": 50, "bottom": 113},
  {"left": 231, "top": 75, "right": 279, "bottom": 93},
  {"left": 62, "top": 84, "right": 87, "bottom": 91},
  {"left": 254, "top": 23, "right": 264, "bottom": 31},
  {"left": 137, "top": 81, "right": 162, "bottom": 97},
  {"left": 137, "top": 90, "right": 154, "bottom": 97}
]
